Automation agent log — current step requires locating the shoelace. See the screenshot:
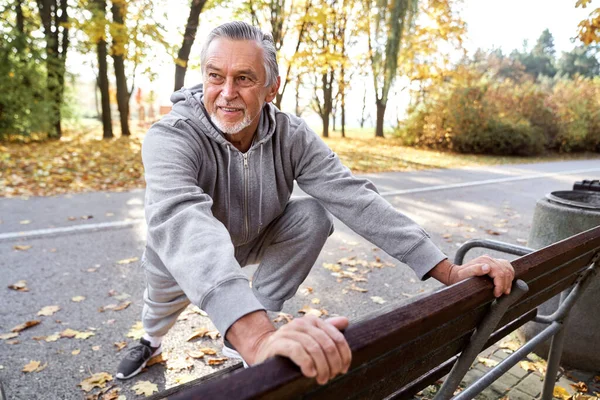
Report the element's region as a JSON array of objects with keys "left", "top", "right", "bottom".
[{"left": 126, "top": 345, "right": 151, "bottom": 361}]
